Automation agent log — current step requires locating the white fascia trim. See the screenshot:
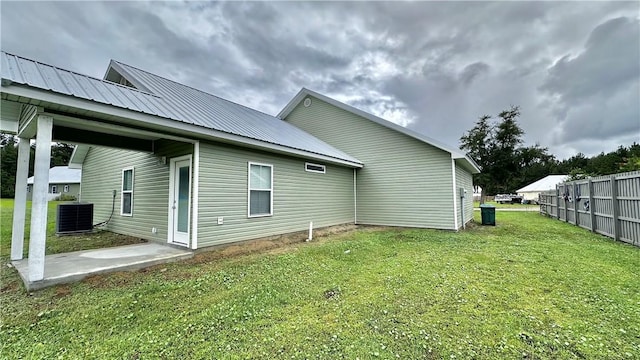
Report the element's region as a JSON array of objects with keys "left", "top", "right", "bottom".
[
  {"left": 2, "top": 85, "right": 363, "bottom": 168},
  {"left": 69, "top": 145, "right": 89, "bottom": 168},
  {"left": 191, "top": 141, "right": 200, "bottom": 250},
  {"left": 451, "top": 158, "right": 459, "bottom": 231},
  {"left": 278, "top": 88, "right": 479, "bottom": 172}
]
